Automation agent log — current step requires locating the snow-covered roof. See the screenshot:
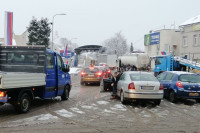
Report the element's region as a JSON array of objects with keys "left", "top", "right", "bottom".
[{"left": 180, "top": 15, "right": 200, "bottom": 26}]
